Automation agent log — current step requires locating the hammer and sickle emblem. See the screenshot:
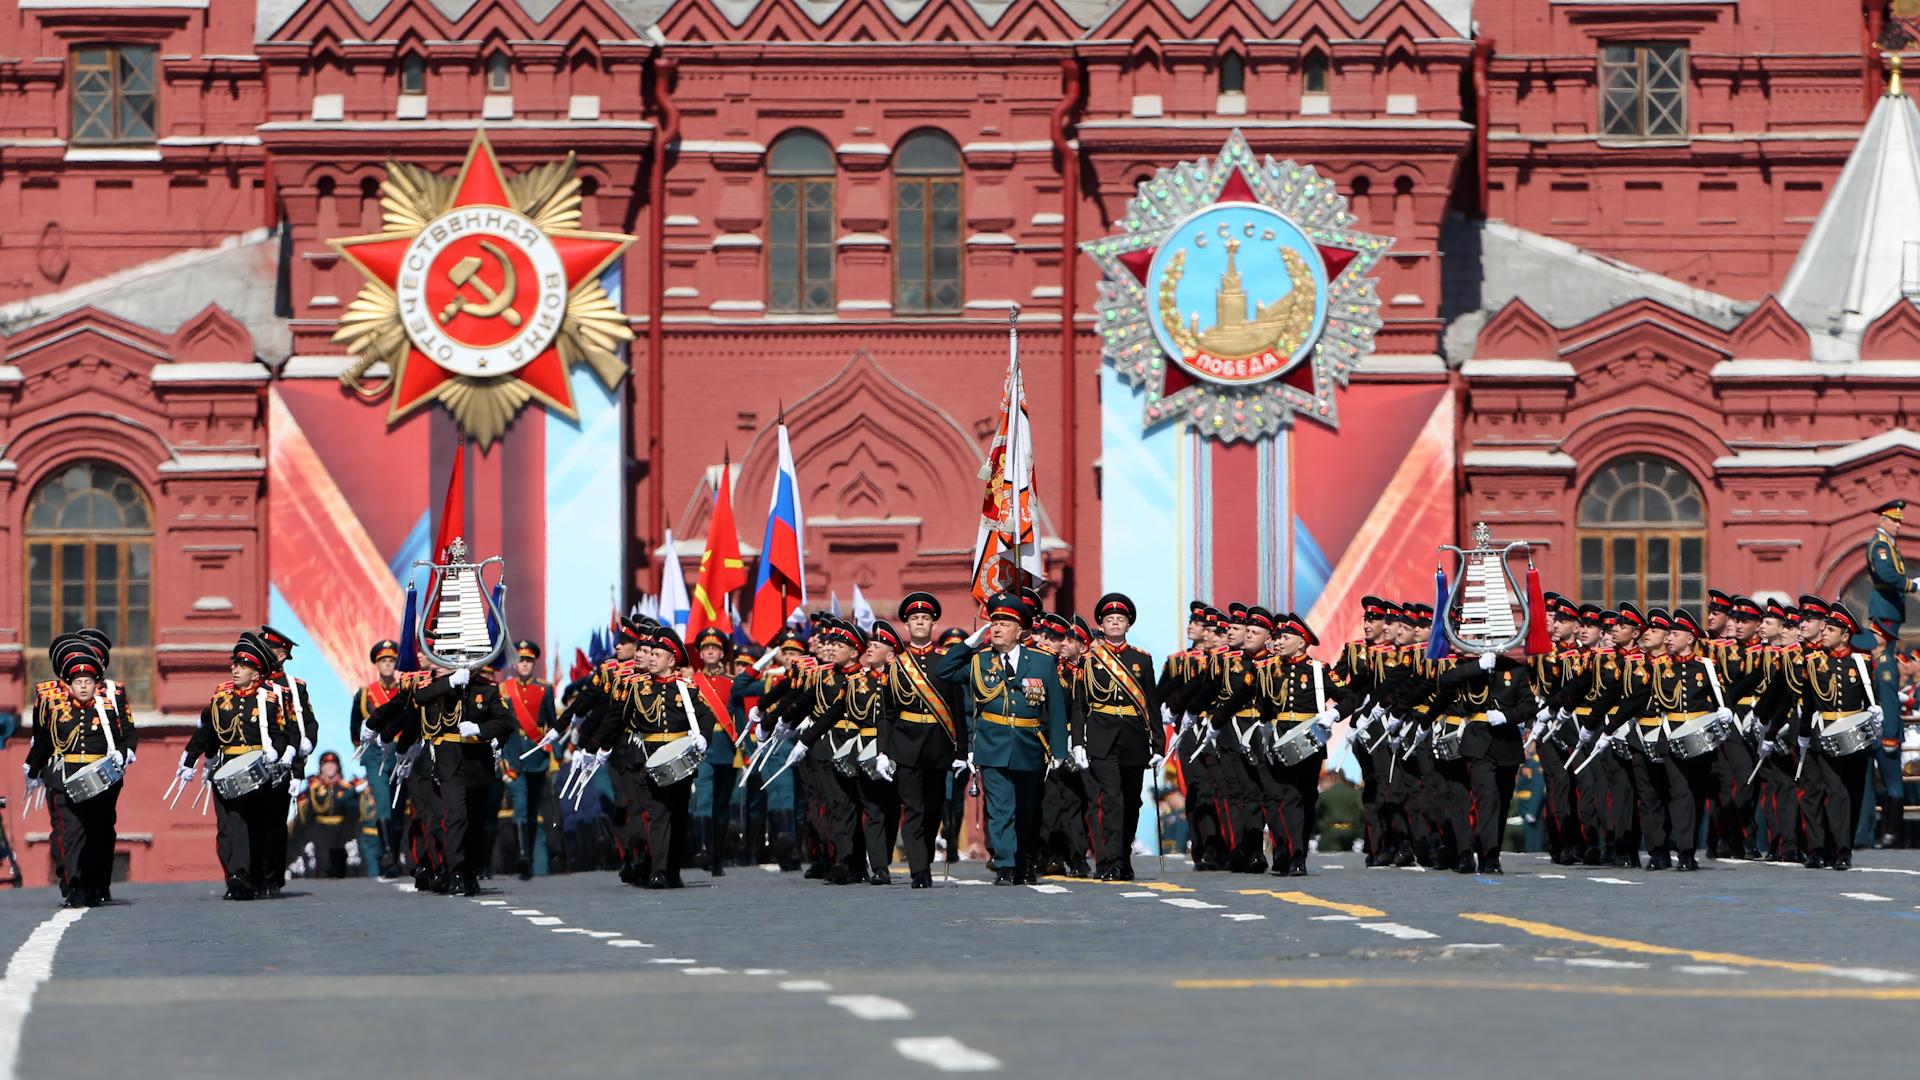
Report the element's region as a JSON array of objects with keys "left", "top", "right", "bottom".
[{"left": 437, "top": 239, "right": 523, "bottom": 327}]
